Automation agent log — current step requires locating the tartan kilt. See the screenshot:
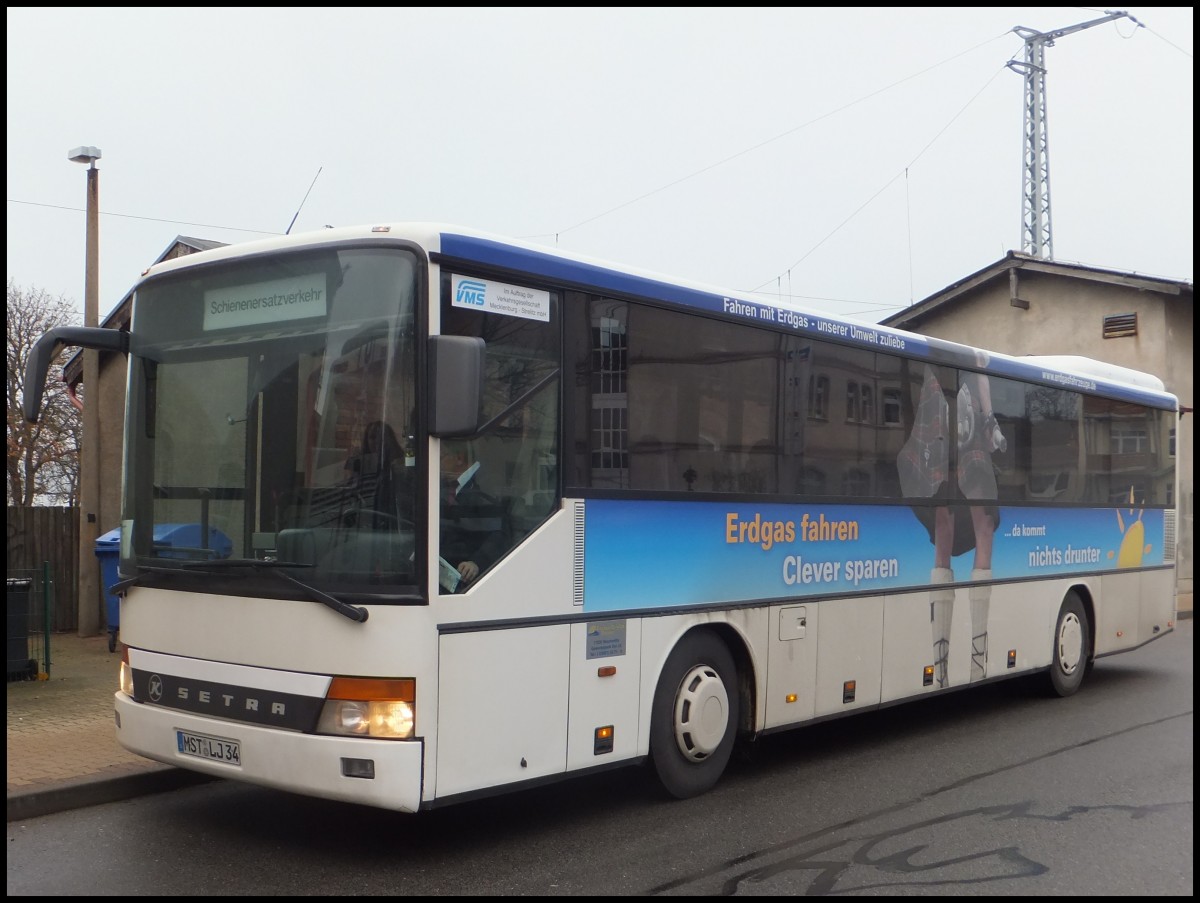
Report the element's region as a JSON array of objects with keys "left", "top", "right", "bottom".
[
  {"left": 898, "top": 368, "right": 1000, "bottom": 556},
  {"left": 897, "top": 368, "right": 949, "bottom": 497}
]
